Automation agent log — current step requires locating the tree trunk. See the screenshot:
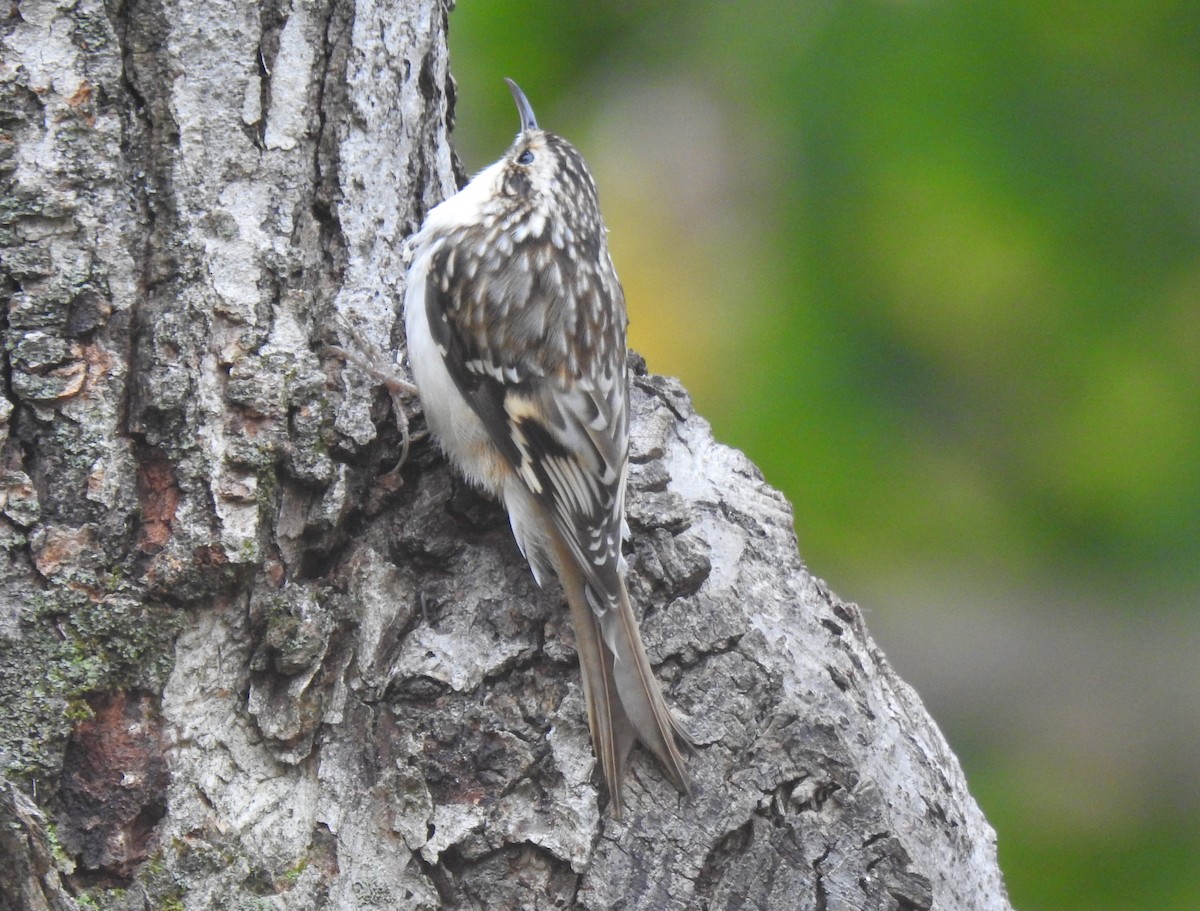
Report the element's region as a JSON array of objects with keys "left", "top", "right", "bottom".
[{"left": 0, "top": 1, "right": 1012, "bottom": 909}]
